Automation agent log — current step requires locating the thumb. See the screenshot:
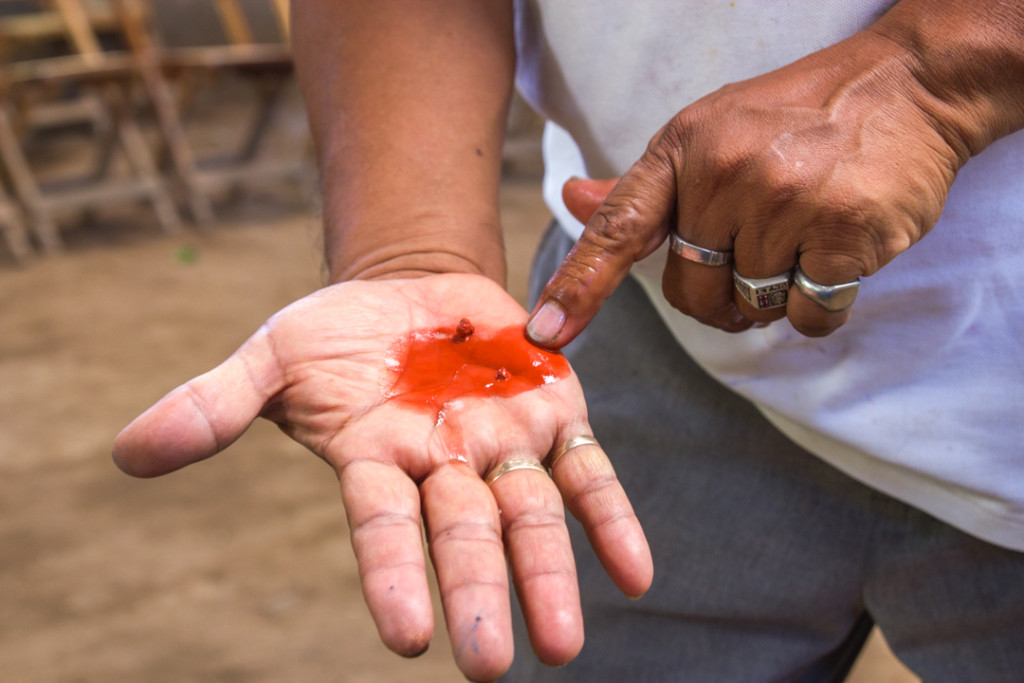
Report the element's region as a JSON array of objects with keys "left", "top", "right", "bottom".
[
  {"left": 112, "top": 332, "right": 284, "bottom": 478},
  {"left": 562, "top": 177, "right": 620, "bottom": 224},
  {"left": 527, "top": 153, "right": 677, "bottom": 348}
]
